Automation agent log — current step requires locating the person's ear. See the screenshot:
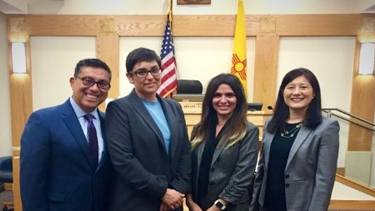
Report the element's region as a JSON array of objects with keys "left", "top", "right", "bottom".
[
  {"left": 126, "top": 73, "right": 134, "bottom": 84},
  {"left": 69, "top": 77, "right": 75, "bottom": 88}
]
